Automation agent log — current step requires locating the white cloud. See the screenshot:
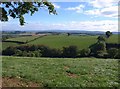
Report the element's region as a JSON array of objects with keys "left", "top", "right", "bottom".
[
  {"left": 85, "top": 9, "right": 101, "bottom": 16},
  {"left": 53, "top": 3, "right": 60, "bottom": 9},
  {"left": 66, "top": 4, "right": 85, "bottom": 13},
  {"left": 90, "top": 0, "right": 118, "bottom": 8},
  {"left": 101, "top": 6, "right": 118, "bottom": 18},
  {"left": 2, "top": 20, "right": 118, "bottom": 32},
  {"left": 64, "top": 0, "right": 118, "bottom": 18},
  {"left": 64, "top": 20, "right": 118, "bottom": 32},
  {"left": 85, "top": 6, "right": 118, "bottom": 18}
]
